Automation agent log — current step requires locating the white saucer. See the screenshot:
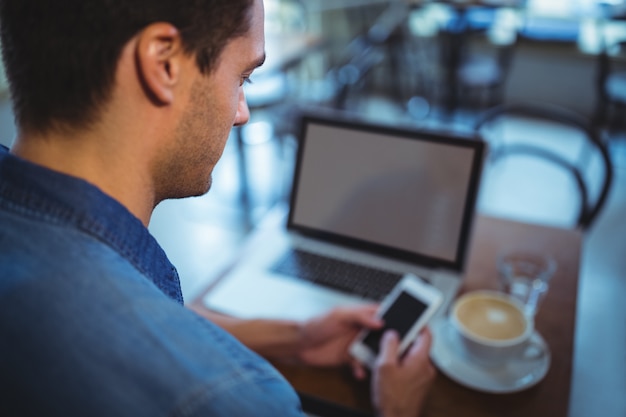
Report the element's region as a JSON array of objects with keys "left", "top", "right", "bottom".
[{"left": 430, "top": 319, "right": 551, "bottom": 394}]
